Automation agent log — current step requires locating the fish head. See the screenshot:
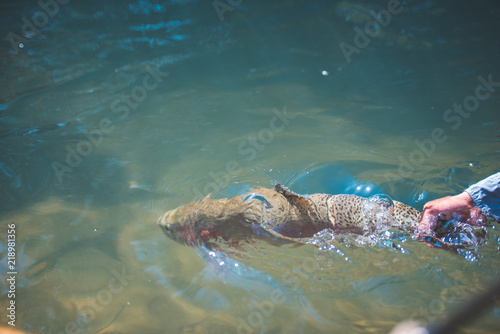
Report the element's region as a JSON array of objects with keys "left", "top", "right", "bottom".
[
  {"left": 157, "top": 204, "right": 222, "bottom": 246},
  {"left": 157, "top": 207, "right": 197, "bottom": 246}
]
